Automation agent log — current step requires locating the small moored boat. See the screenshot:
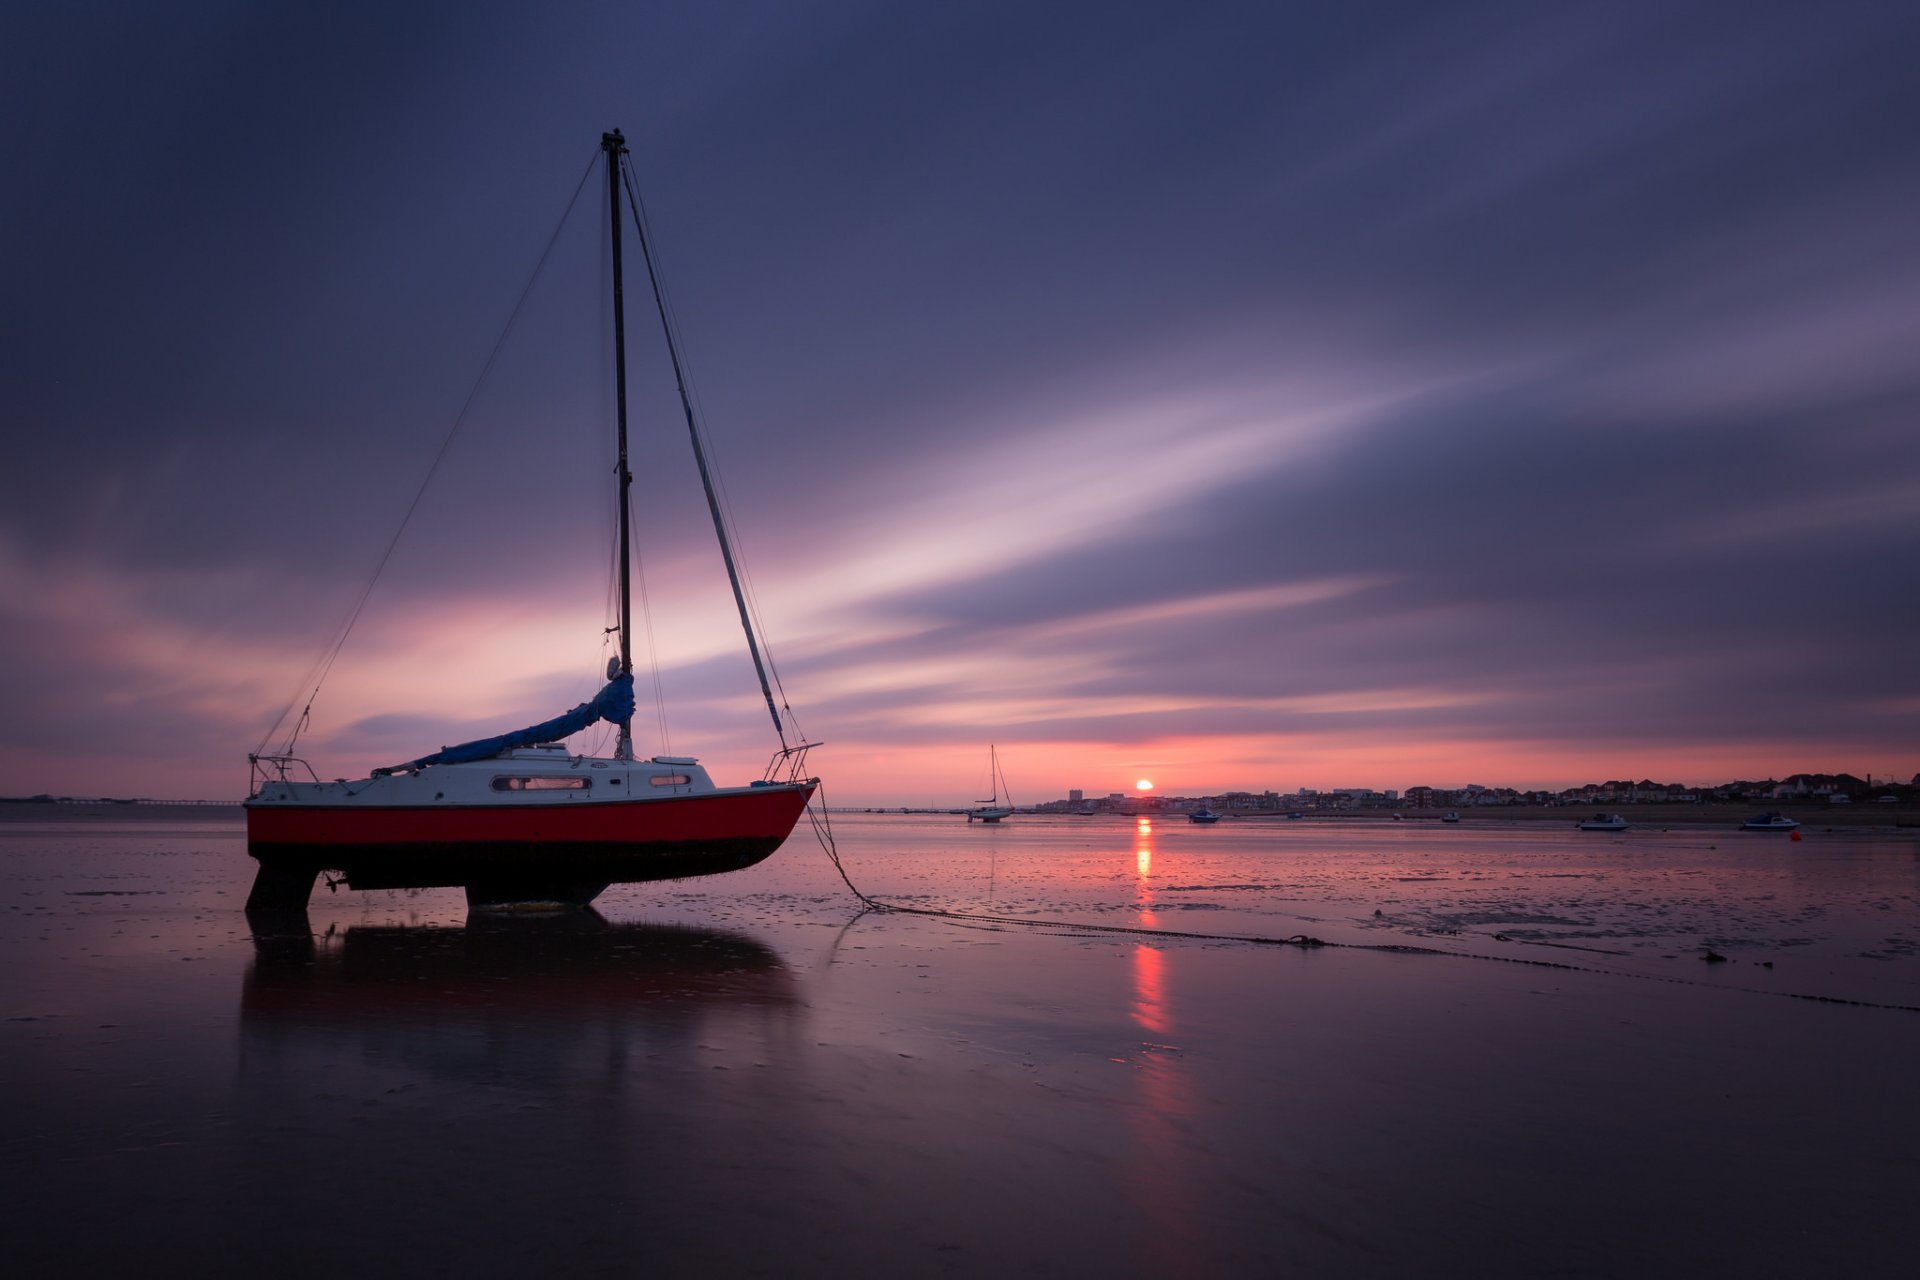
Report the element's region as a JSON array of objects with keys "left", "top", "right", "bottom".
[
  {"left": 1188, "top": 807, "right": 1221, "bottom": 824},
  {"left": 1577, "top": 813, "right": 1630, "bottom": 832},
  {"left": 966, "top": 745, "right": 1015, "bottom": 823},
  {"left": 1741, "top": 812, "right": 1801, "bottom": 832}
]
